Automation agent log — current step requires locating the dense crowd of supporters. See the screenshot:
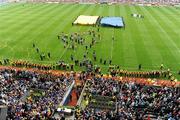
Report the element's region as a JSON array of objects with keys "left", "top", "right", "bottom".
[
  {"left": 27, "top": 0, "right": 180, "bottom": 5},
  {"left": 0, "top": 68, "right": 73, "bottom": 119},
  {"left": 0, "top": 67, "right": 179, "bottom": 120},
  {"left": 75, "top": 77, "right": 180, "bottom": 120},
  {"left": 85, "top": 77, "right": 119, "bottom": 97}
]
